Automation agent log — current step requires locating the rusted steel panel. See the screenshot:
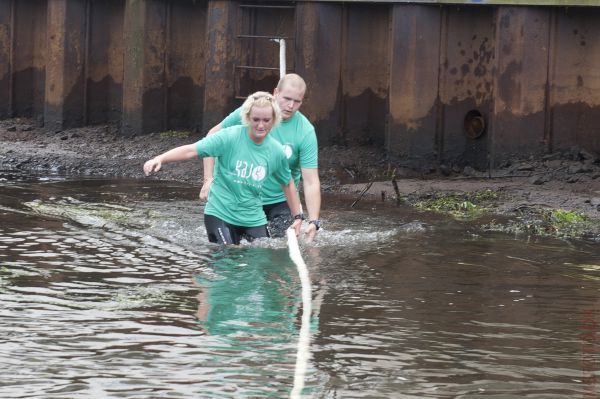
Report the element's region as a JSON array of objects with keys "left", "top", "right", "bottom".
[
  {"left": 551, "top": 7, "right": 600, "bottom": 154},
  {"left": 308, "top": 0, "right": 600, "bottom": 6},
  {"left": 491, "top": 7, "right": 551, "bottom": 166},
  {"left": 167, "top": 1, "right": 207, "bottom": 132},
  {"left": 122, "top": 0, "right": 147, "bottom": 136},
  {"left": 203, "top": 0, "right": 239, "bottom": 132},
  {"left": 87, "top": 0, "right": 124, "bottom": 125},
  {"left": 295, "top": 2, "right": 343, "bottom": 145},
  {"left": 439, "top": 6, "right": 495, "bottom": 170},
  {"left": 142, "top": 0, "right": 168, "bottom": 133},
  {"left": 12, "top": 0, "right": 46, "bottom": 119},
  {"left": 0, "top": 0, "right": 12, "bottom": 118},
  {"left": 387, "top": 5, "right": 441, "bottom": 167},
  {"left": 122, "top": 0, "right": 167, "bottom": 136},
  {"left": 341, "top": 4, "right": 389, "bottom": 147},
  {"left": 4, "top": 0, "right": 600, "bottom": 164},
  {"left": 236, "top": 3, "right": 294, "bottom": 97},
  {"left": 44, "top": 0, "right": 87, "bottom": 130}
]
